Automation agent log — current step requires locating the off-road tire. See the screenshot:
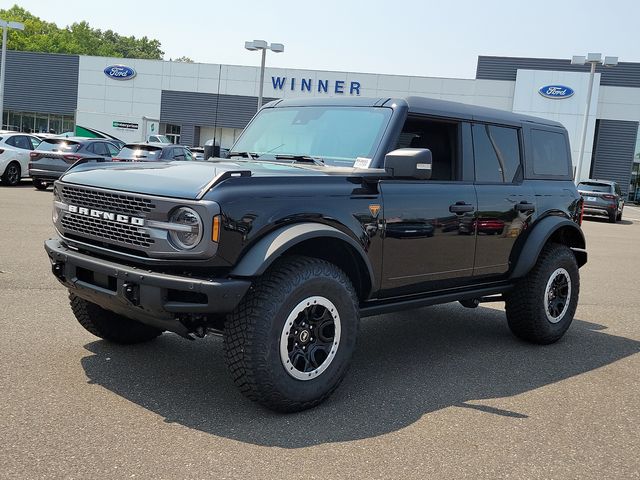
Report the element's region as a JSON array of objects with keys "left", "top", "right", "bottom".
[
  {"left": 505, "top": 243, "right": 579, "bottom": 344},
  {"left": 224, "top": 255, "right": 360, "bottom": 412},
  {"left": 32, "top": 178, "right": 48, "bottom": 190},
  {"left": 69, "top": 294, "right": 163, "bottom": 344},
  {"left": 2, "top": 161, "right": 21, "bottom": 186}
]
